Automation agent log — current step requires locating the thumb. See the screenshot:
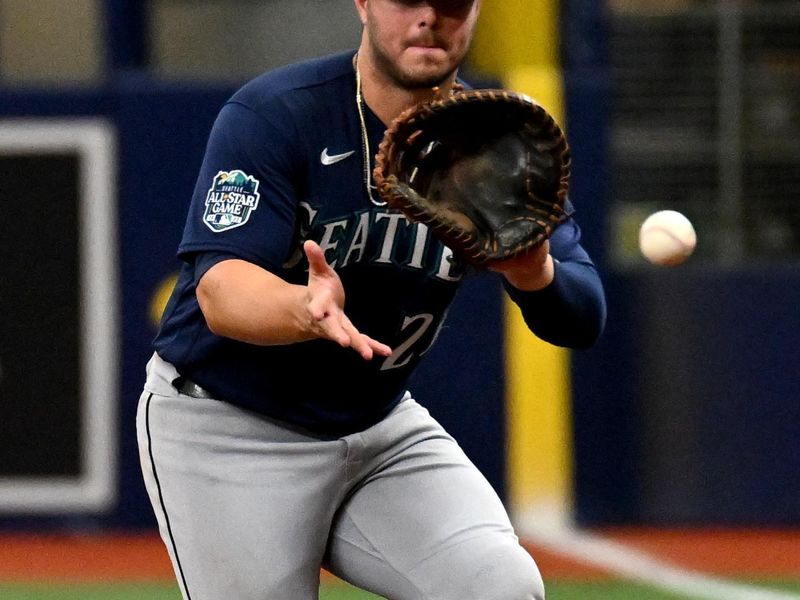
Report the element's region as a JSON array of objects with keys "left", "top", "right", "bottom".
[{"left": 304, "top": 240, "right": 329, "bottom": 276}]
